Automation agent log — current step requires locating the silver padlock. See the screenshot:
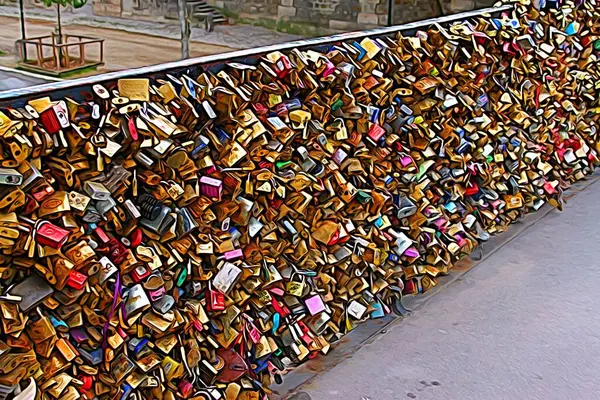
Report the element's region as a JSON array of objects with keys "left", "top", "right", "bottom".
[{"left": 0, "top": 168, "right": 23, "bottom": 186}]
